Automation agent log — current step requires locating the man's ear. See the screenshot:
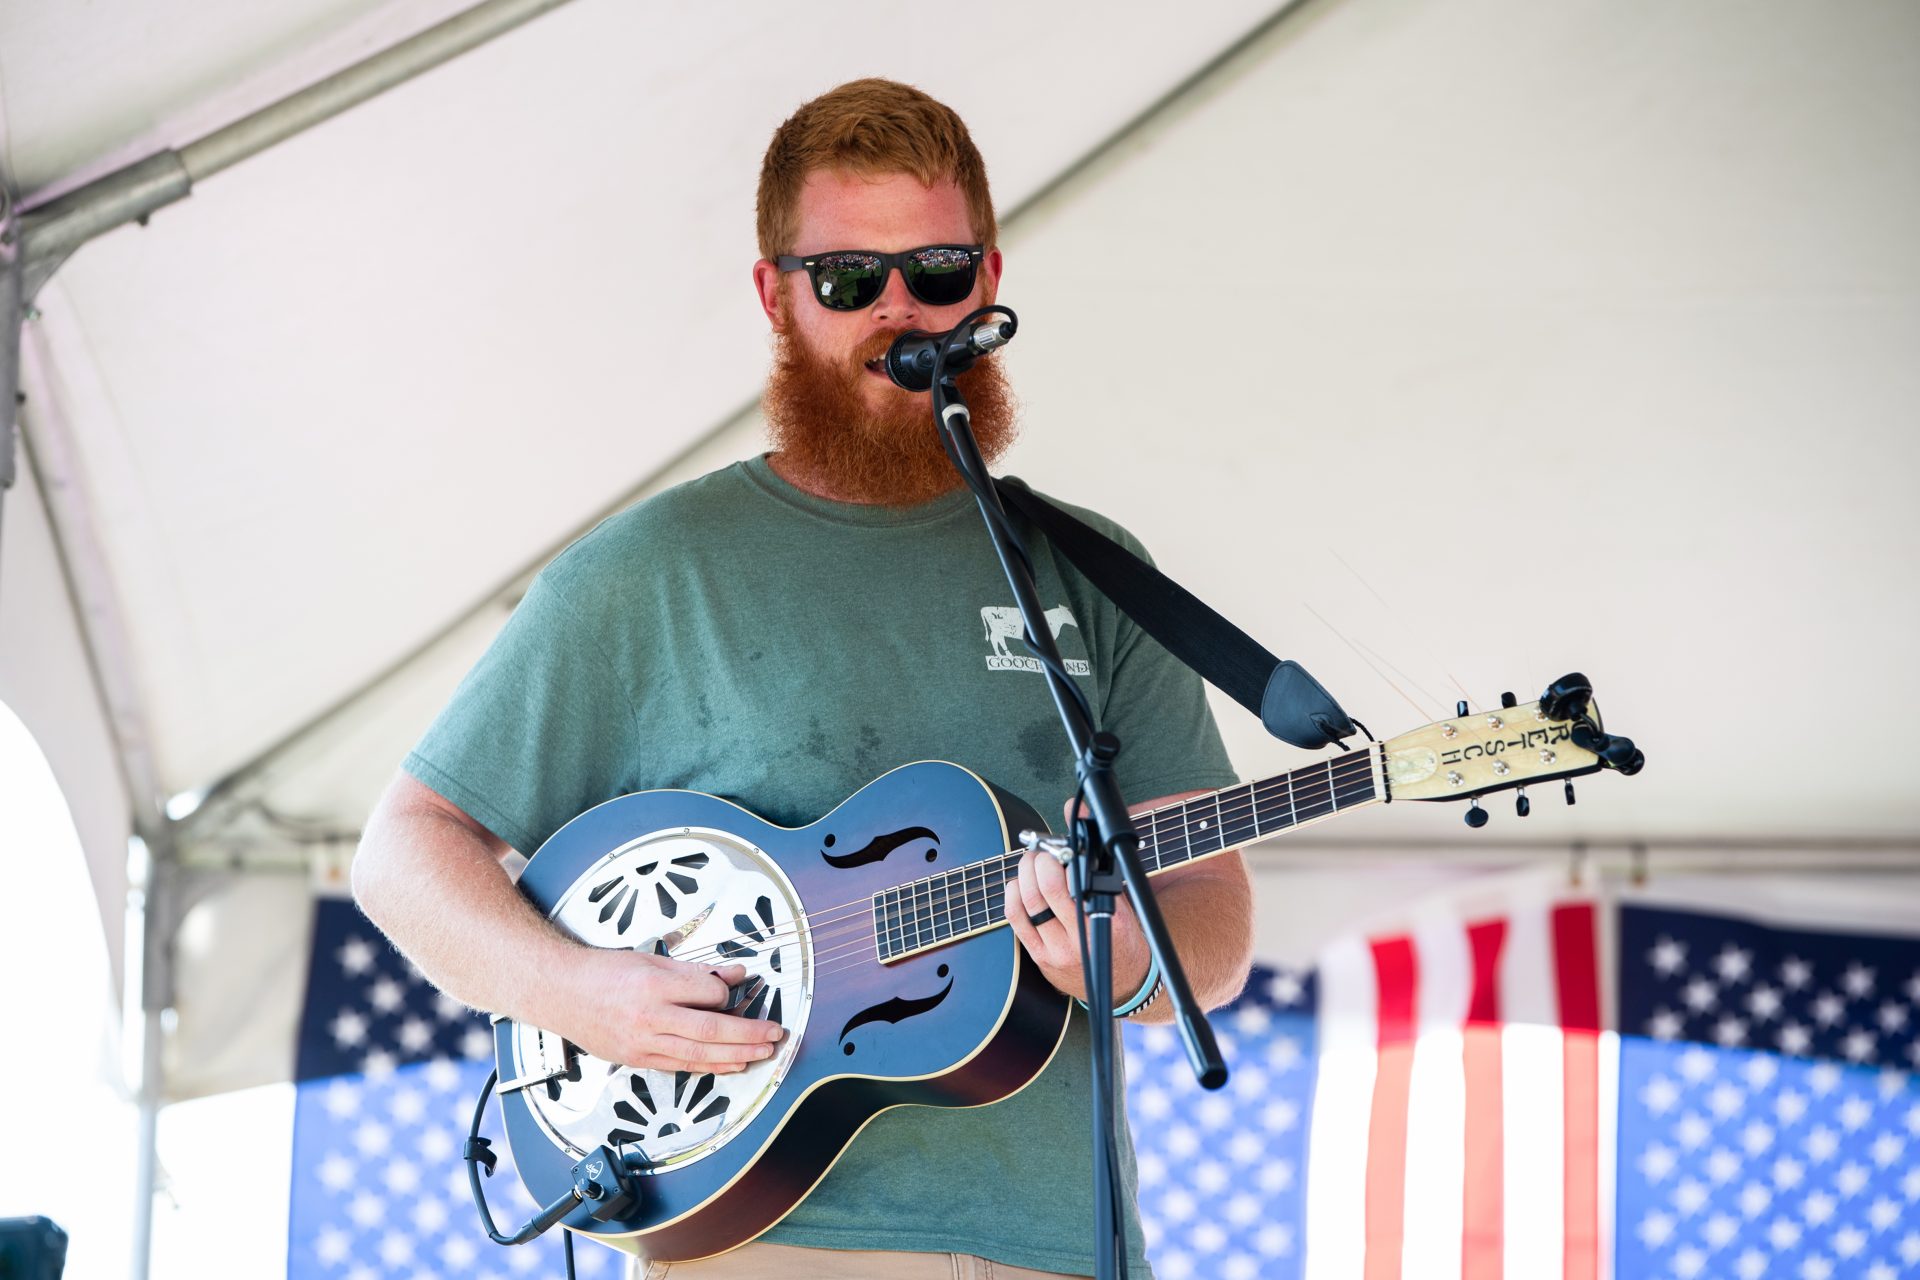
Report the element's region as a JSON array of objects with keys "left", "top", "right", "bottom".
[
  {"left": 980, "top": 247, "right": 1004, "bottom": 306},
  {"left": 753, "top": 259, "right": 786, "bottom": 330}
]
